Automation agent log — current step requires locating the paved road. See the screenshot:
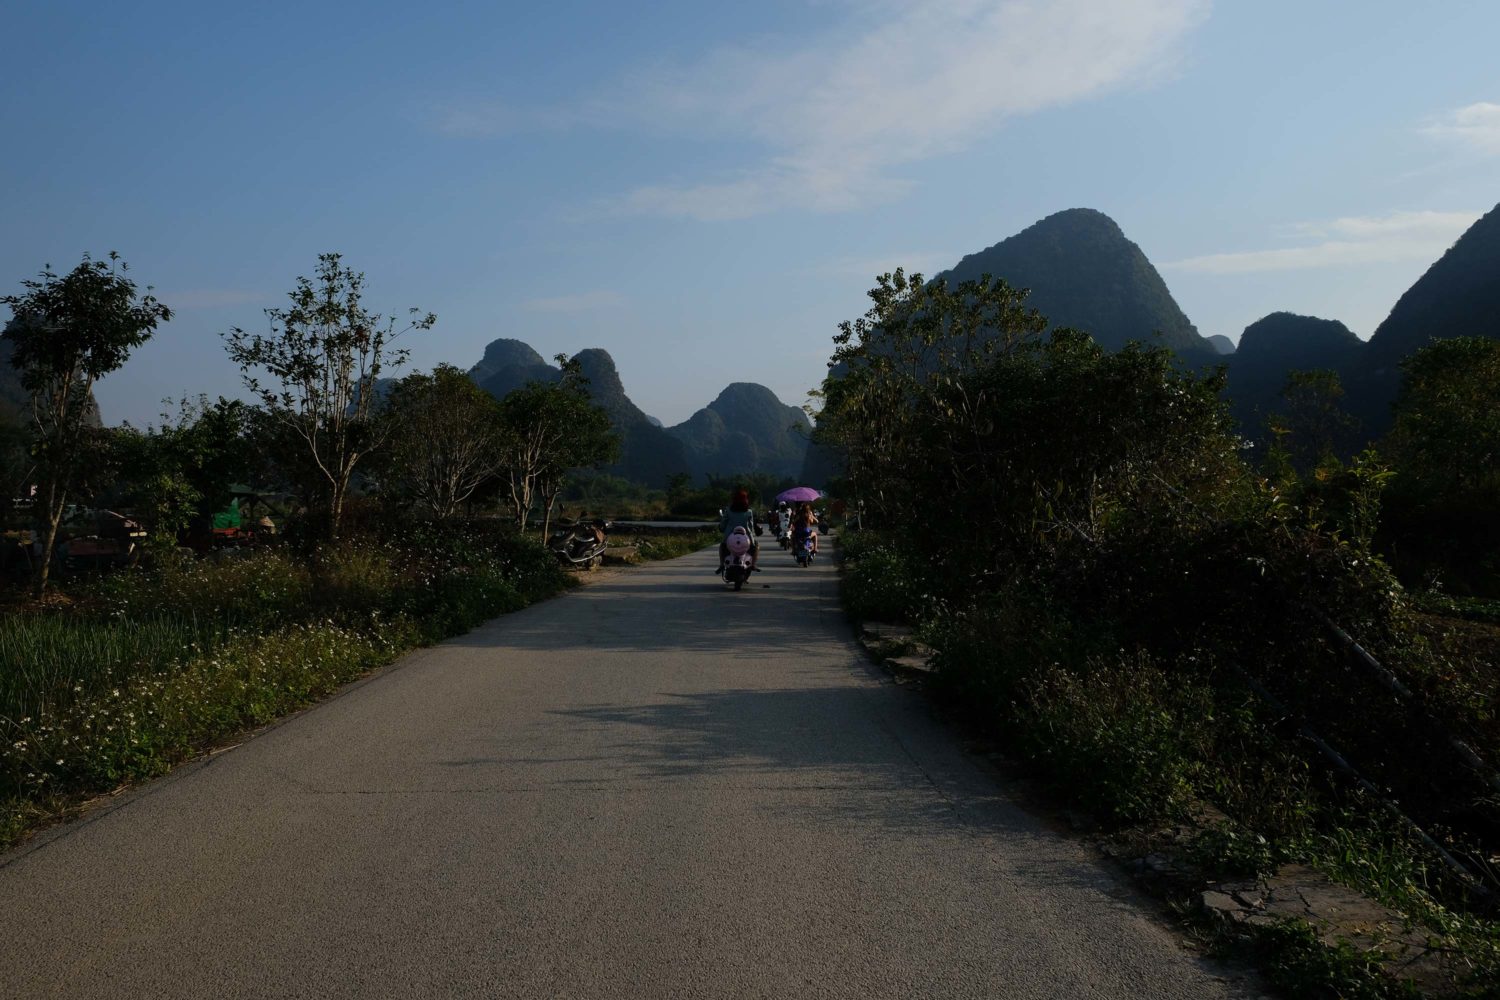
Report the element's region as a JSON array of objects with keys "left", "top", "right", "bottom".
[{"left": 0, "top": 546, "right": 1261, "bottom": 999}]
